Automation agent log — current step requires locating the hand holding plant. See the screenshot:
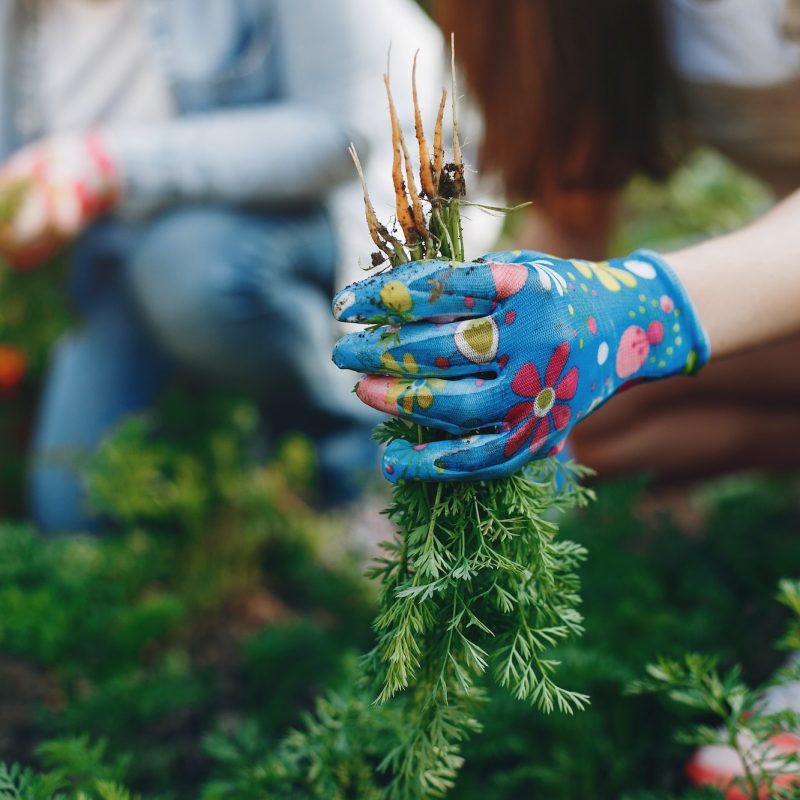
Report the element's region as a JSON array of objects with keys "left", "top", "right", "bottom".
[
  {"left": 331, "top": 44, "right": 594, "bottom": 797},
  {"left": 333, "top": 247, "right": 710, "bottom": 481}
]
